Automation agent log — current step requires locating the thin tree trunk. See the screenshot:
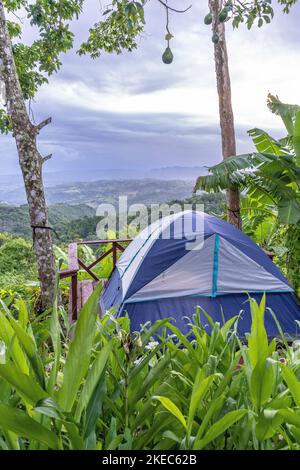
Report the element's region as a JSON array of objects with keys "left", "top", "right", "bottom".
[
  {"left": 209, "top": 0, "right": 242, "bottom": 229},
  {"left": 0, "top": 1, "right": 56, "bottom": 309}
]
